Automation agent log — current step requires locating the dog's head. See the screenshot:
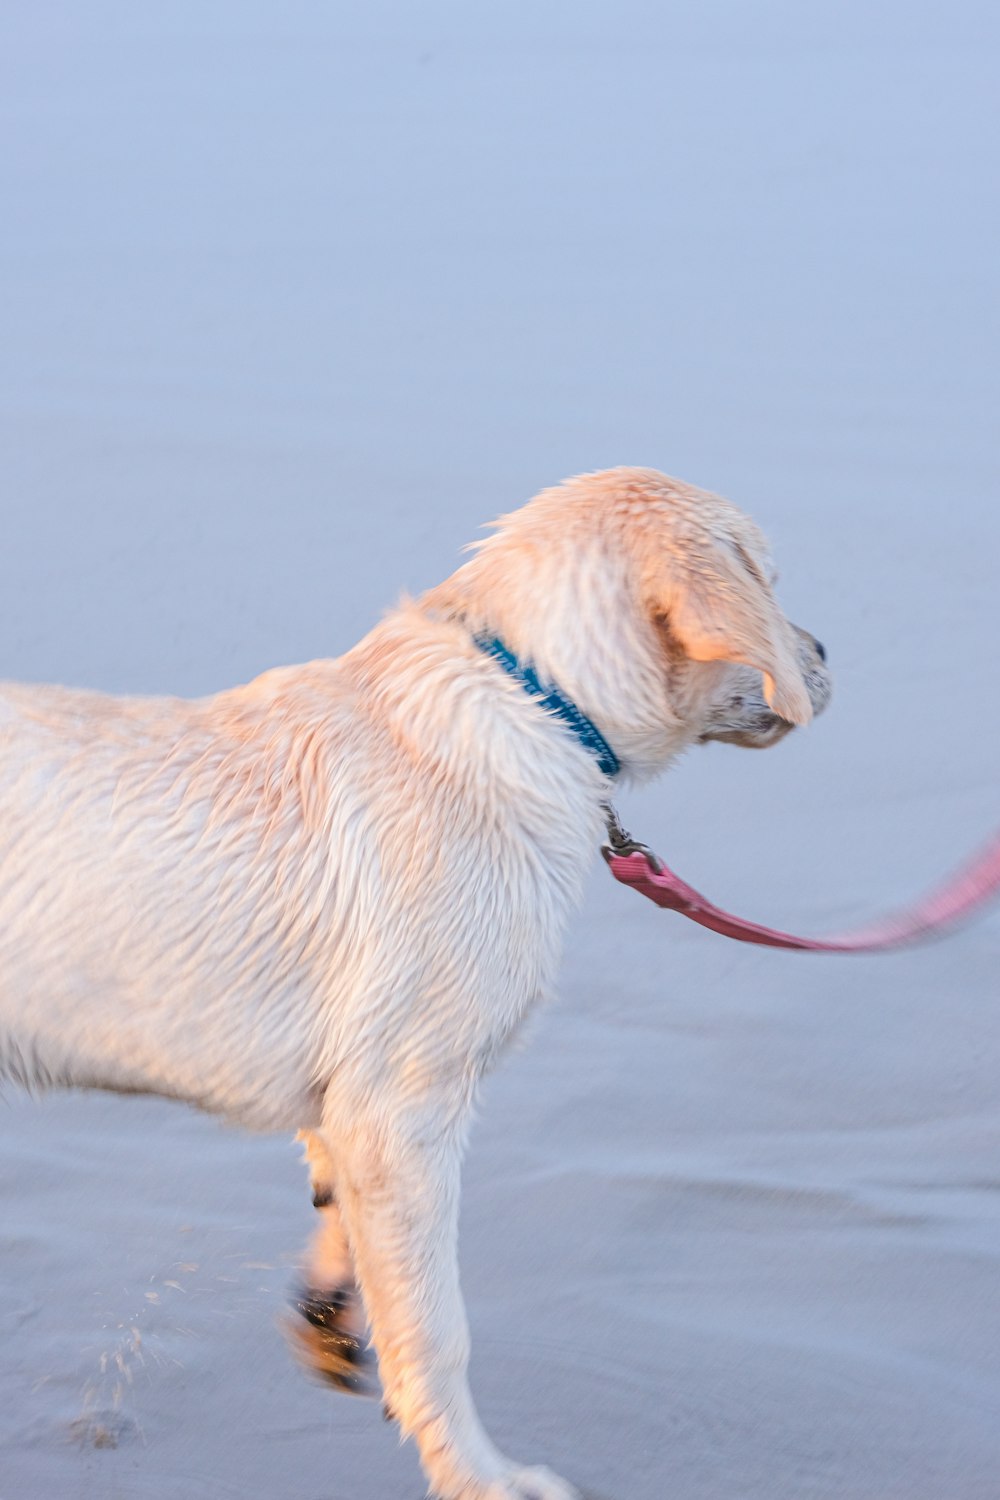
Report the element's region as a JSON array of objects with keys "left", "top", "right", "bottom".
[
  {"left": 427, "top": 467, "right": 831, "bottom": 782},
  {"left": 626, "top": 472, "right": 831, "bottom": 756}
]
